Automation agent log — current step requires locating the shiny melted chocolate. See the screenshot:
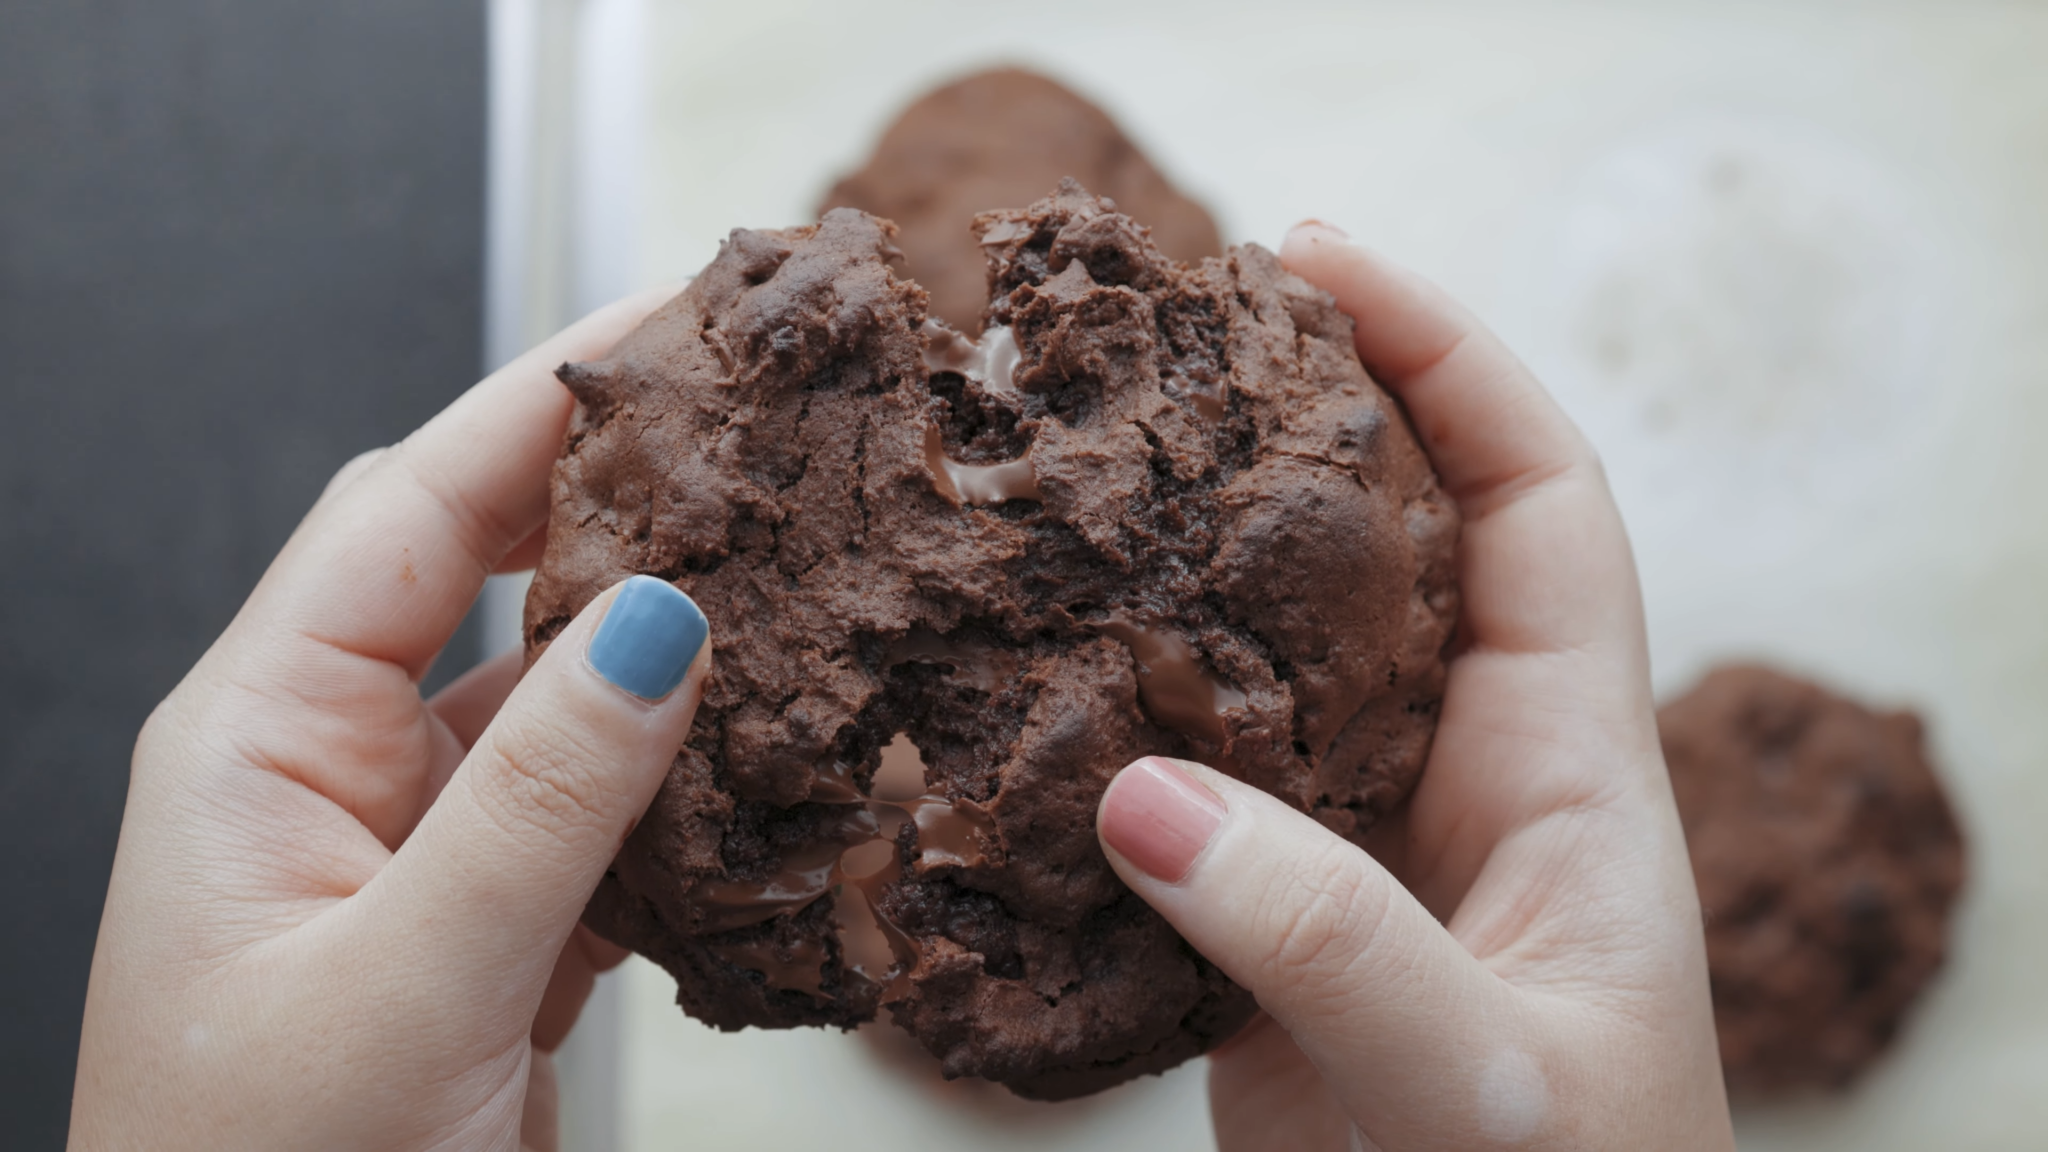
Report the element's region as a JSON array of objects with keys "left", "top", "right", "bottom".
[
  {"left": 919, "top": 320, "right": 1039, "bottom": 507},
  {"left": 688, "top": 730, "right": 996, "bottom": 1002},
  {"left": 1163, "top": 369, "right": 1228, "bottom": 425},
  {"left": 1095, "top": 615, "right": 1249, "bottom": 746},
  {"left": 831, "top": 838, "right": 919, "bottom": 997},
  {"left": 922, "top": 319, "right": 1019, "bottom": 395},
  {"left": 922, "top": 424, "right": 1041, "bottom": 507},
  {"left": 687, "top": 808, "right": 879, "bottom": 933},
  {"left": 900, "top": 796, "right": 994, "bottom": 869}
]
